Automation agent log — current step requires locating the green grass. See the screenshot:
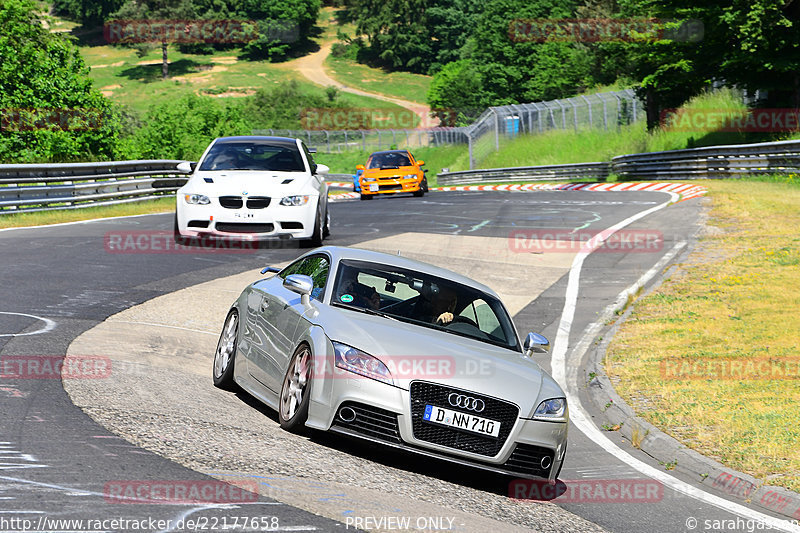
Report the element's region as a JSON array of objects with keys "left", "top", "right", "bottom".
[
  {"left": 82, "top": 44, "right": 410, "bottom": 119},
  {"left": 606, "top": 178, "right": 800, "bottom": 492},
  {"left": 0, "top": 197, "right": 174, "bottom": 228},
  {"left": 324, "top": 55, "right": 432, "bottom": 105},
  {"left": 478, "top": 89, "right": 797, "bottom": 169}
]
